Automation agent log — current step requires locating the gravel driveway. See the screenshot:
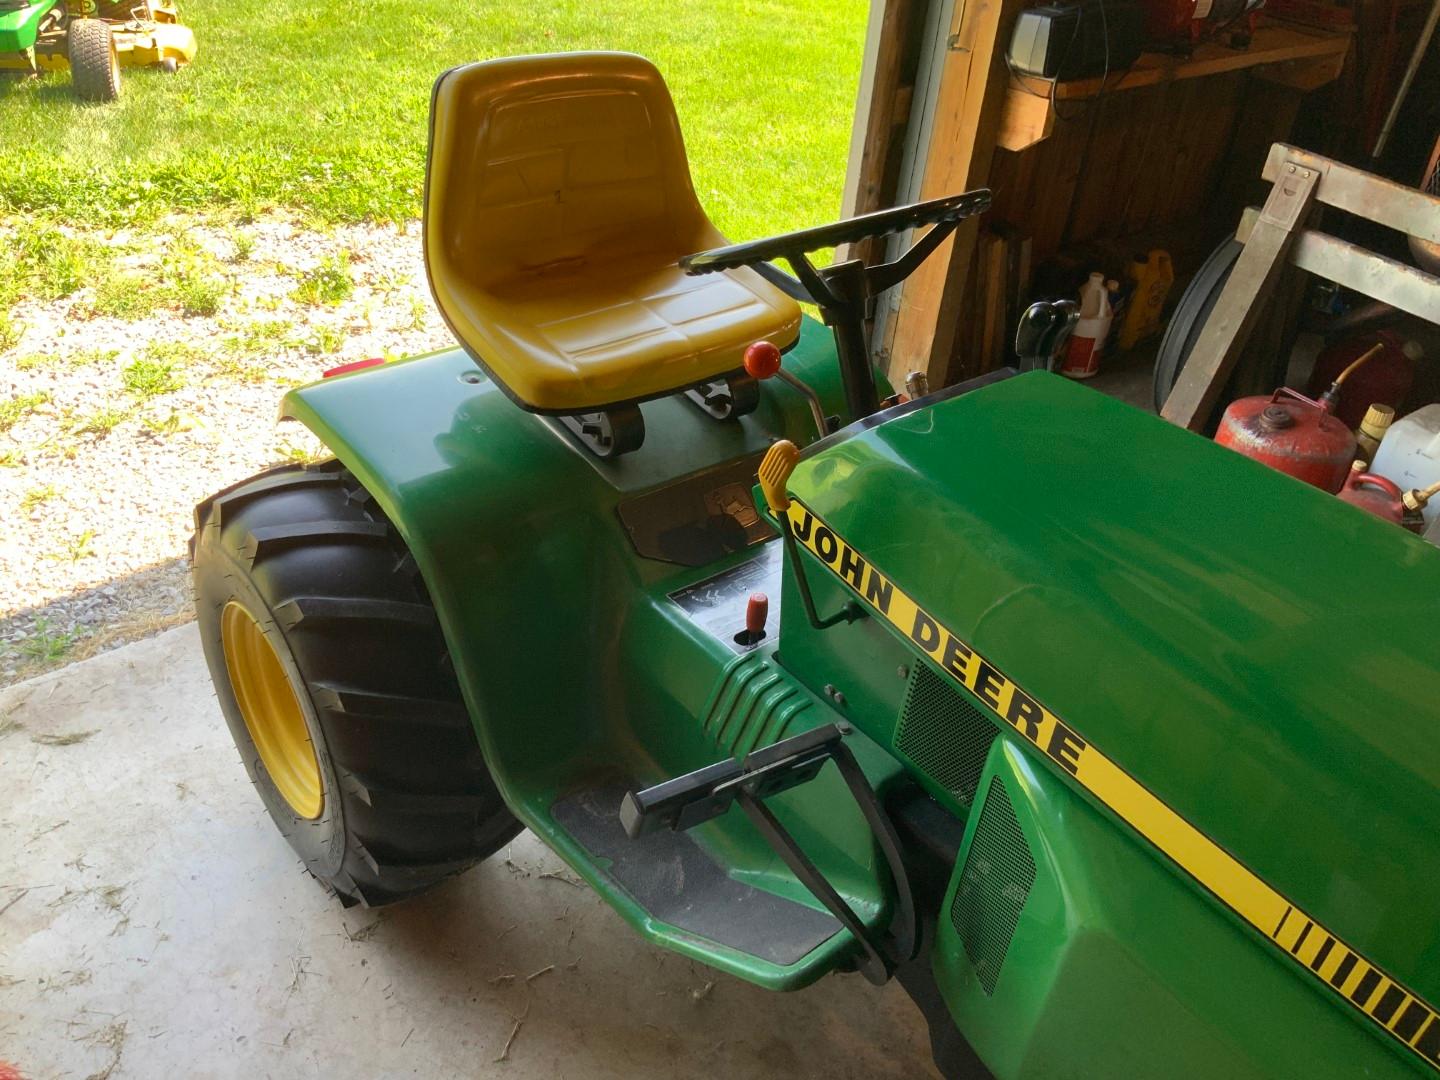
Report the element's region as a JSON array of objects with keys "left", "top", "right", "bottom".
[{"left": 0, "top": 214, "right": 455, "bottom": 685}]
